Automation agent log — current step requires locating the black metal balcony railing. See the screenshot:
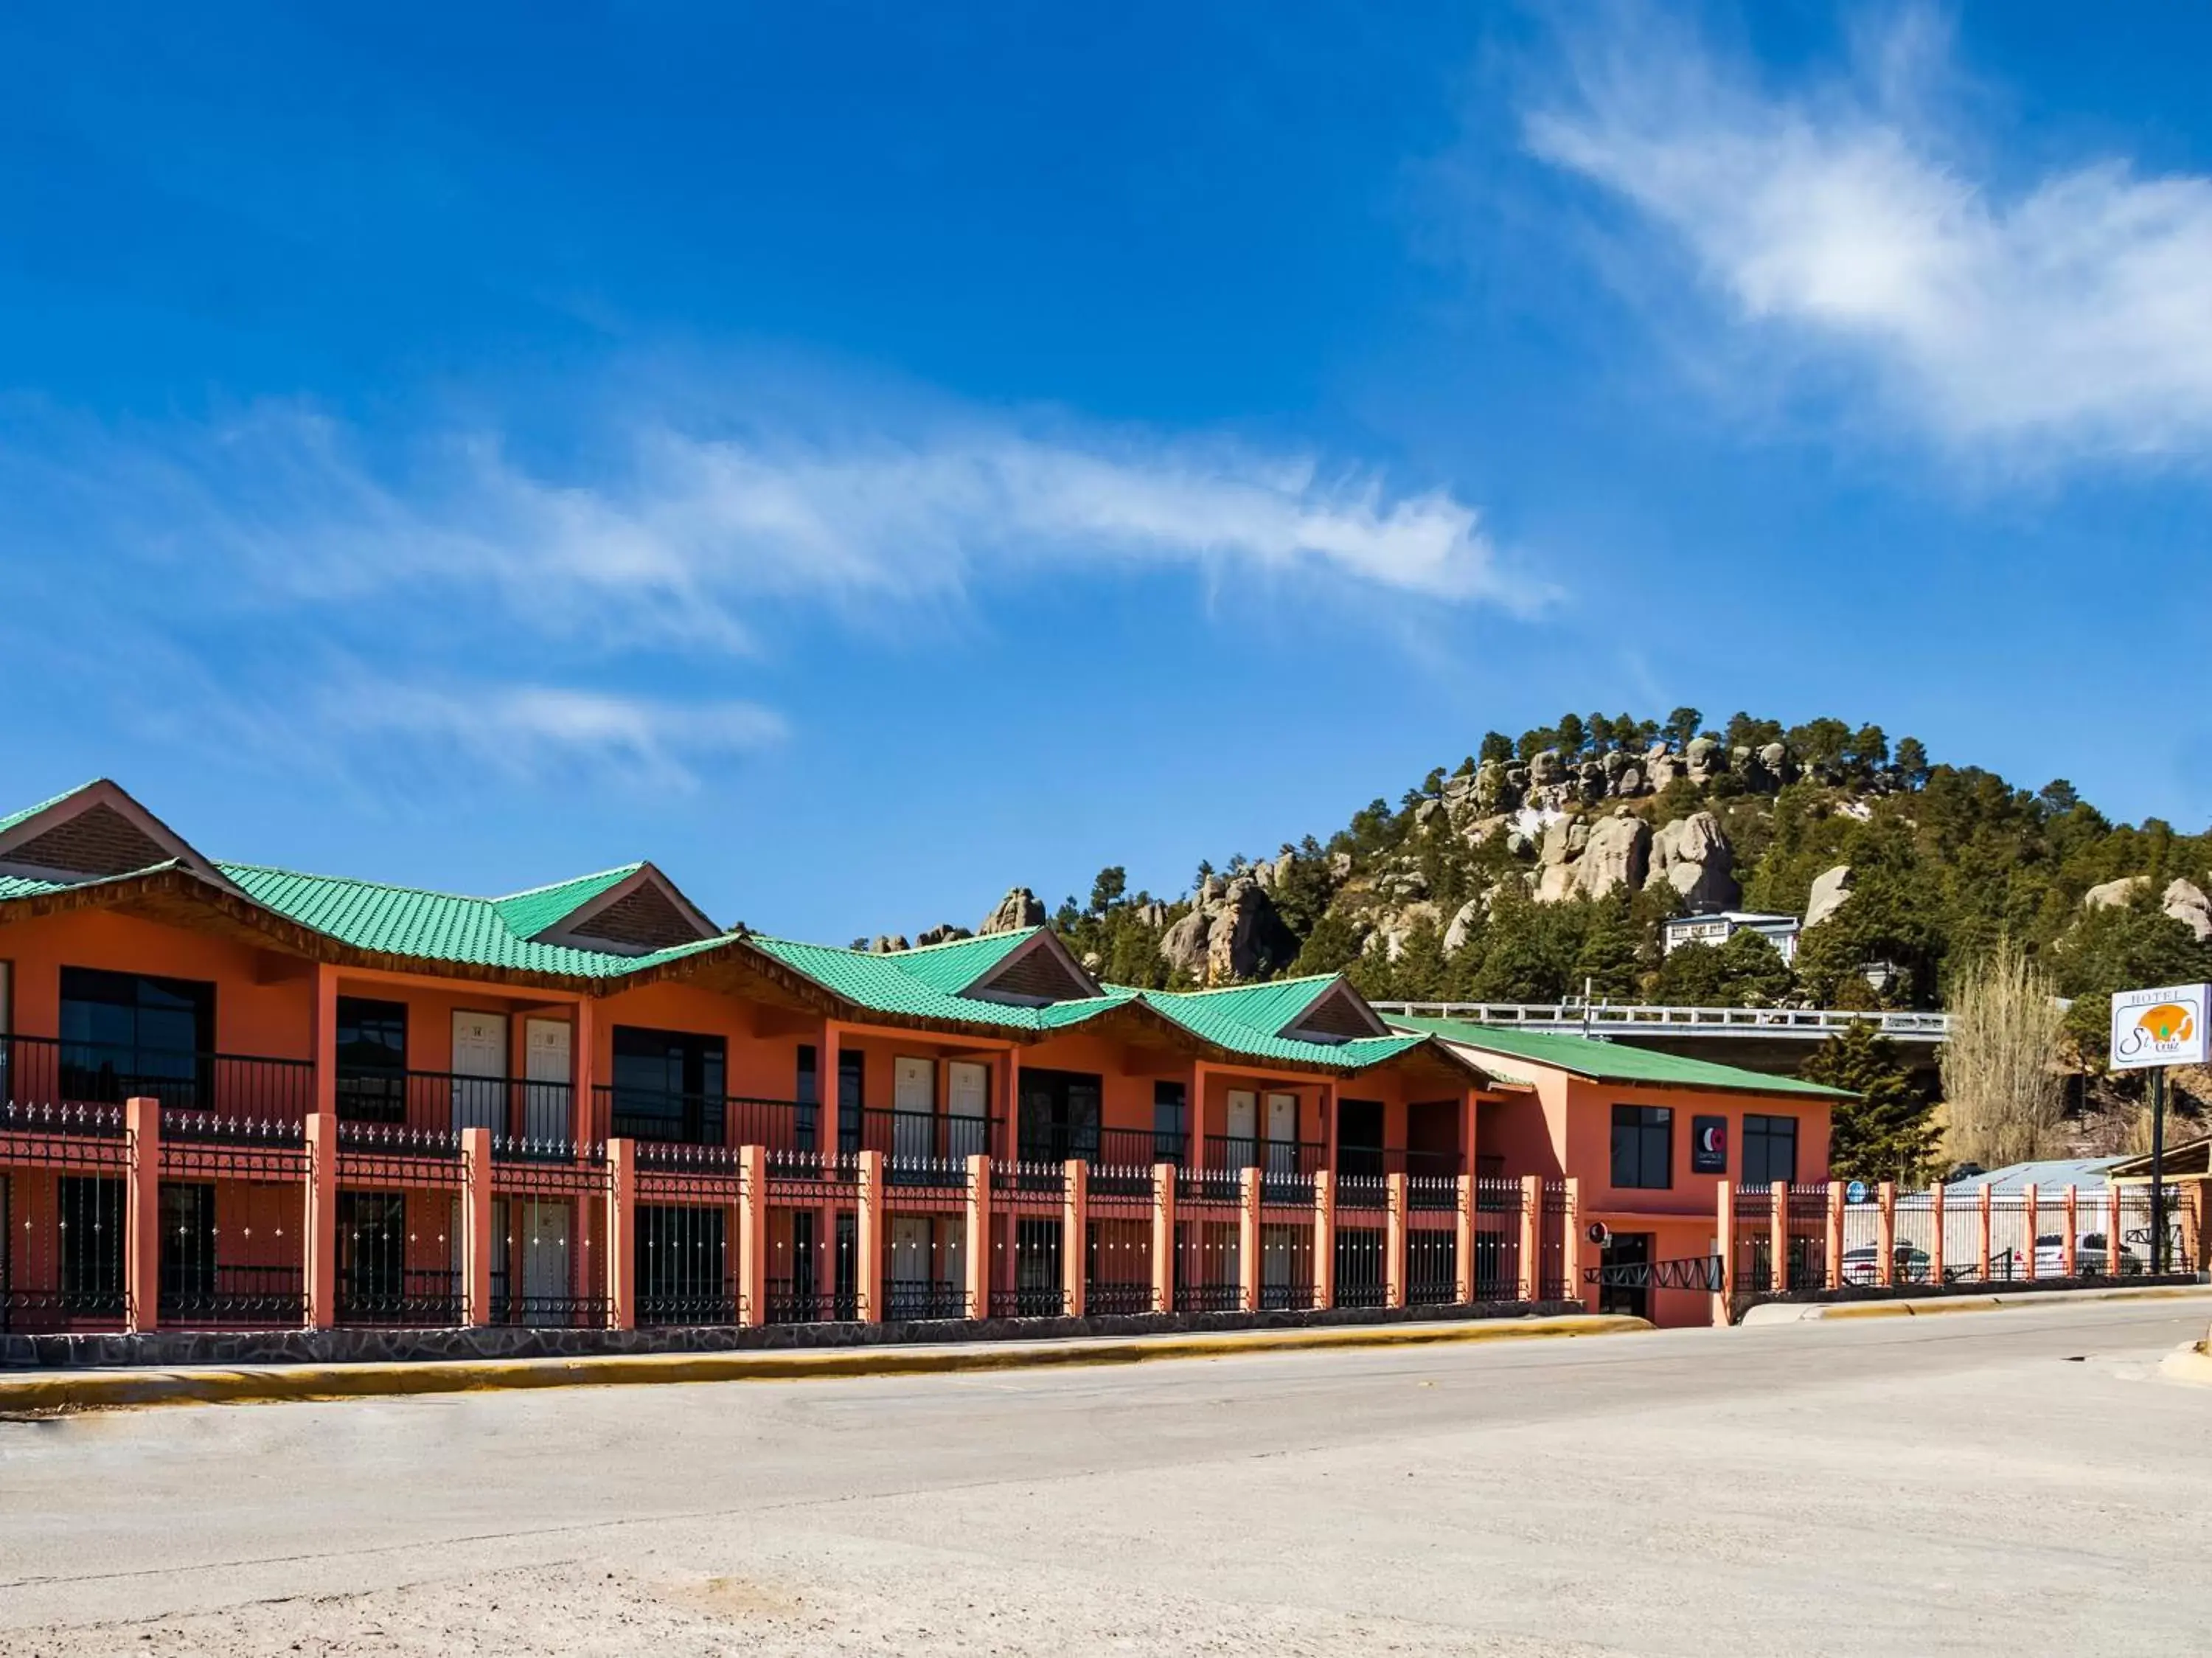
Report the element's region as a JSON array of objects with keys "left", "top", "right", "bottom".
[
  {"left": 3, "top": 1034, "right": 313, "bottom": 1126},
  {"left": 592, "top": 1086, "right": 822, "bottom": 1151},
  {"left": 340, "top": 1069, "right": 574, "bottom": 1140},
  {"left": 1204, "top": 1136, "right": 1326, "bottom": 1179},
  {"left": 851, "top": 1108, "right": 995, "bottom": 1169},
  {"left": 1016, "top": 1124, "right": 1187, "bottom": 1169},
  {"left": 1334, "top": 1145, "right": 1464, "bottom": 1182}
]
